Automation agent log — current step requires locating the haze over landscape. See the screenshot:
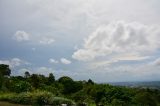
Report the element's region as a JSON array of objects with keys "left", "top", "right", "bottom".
[{"left": 1, "top": 0, "right": 160, "bottom": 82}]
